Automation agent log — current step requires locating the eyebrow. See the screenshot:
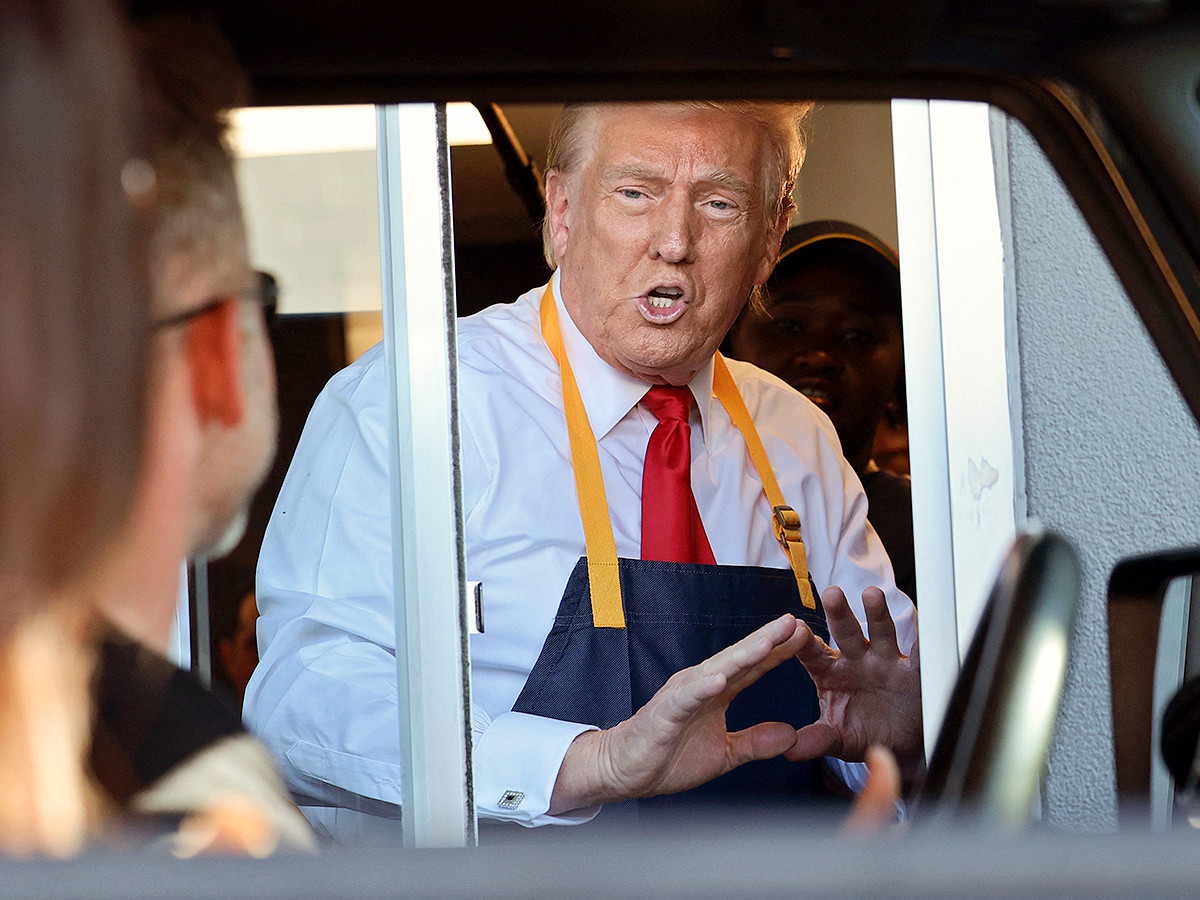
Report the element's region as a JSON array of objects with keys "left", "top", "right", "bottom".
[
  {"left": 701, "top": 170, "right": 755, "bottom": 199},
  {"left": 600, "top": 164, "right": 757, "bottom": 202}
]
